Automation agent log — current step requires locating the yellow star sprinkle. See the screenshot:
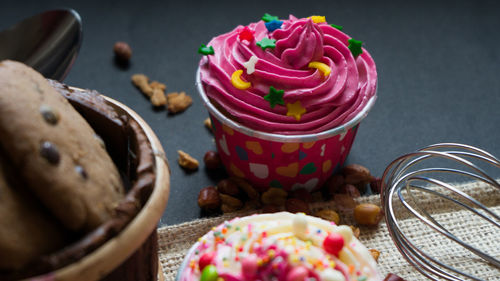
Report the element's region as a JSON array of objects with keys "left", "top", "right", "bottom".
[
  {"left": 310, "top": 15, "right": 326, "bottom": 23},
  {"left": 286, "top": 101, "right": 306, "bottom": 121}
]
